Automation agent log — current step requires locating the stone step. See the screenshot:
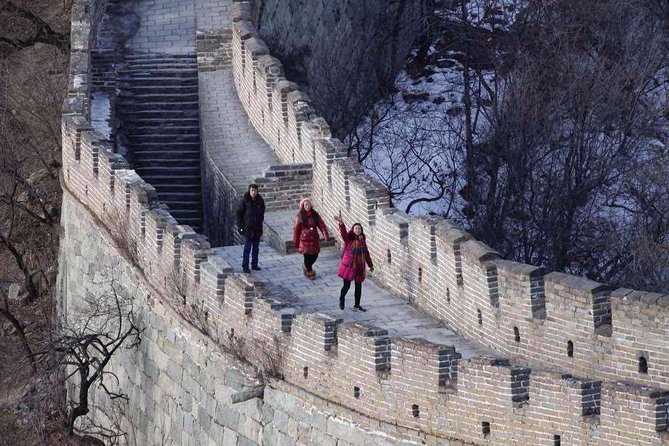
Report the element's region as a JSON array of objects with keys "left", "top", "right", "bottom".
[
  {"left": 157, "top": 199, "right": 203, "bottom": 211},
  {"left": 141, "top": 175, "right": 201, "bottom": 186},
  {"left": 134, "top": 166, "right": 201, "bottom": 176},
  {"left": 116, "top": 98, "right": 199, "bottom": 106},
  {"left": 117, "top": 92, "right": 199, "bottom": 102},
  {"left": 128, "top": 141, "right": 200, "bottom": 149},
  {"left": 131, "top": 156, "right": 200, "bottom": 168},
  {"left": 119, "top": 117, "right": 200, "bottom": 127},
  {"left": 127, "top": 150, "right": 200, "bottom": 159},
  {"left": 118, "top": 77, "right": 198, "bottom": 87},
  {"left": 123, "top": 133, "right": 200, "bottom": 143},
  {"left": 115, "top": 101, "right": 200, "bottom": 111},
  {"left": 125, "top": 53, "right": 196, "bottom": 61},
  {"left": 118, "top": 84, "right": 198, "bottom": 94},
  {"left": 157, "top": 191, "right": 204, "bottom": 200},
  {"left": 120, "top": 125, "right": 200, "bottom": 135},
  {"left": 118, "top": 69, "right": 198, "bottom": 78},
  {"left": 153, "top": 183, "right": 202, "bottom": 193},
  {"left": 125, "top": 61, "right": 197, "bottom": 69},
  {"left": 116, "top": 109, "right": 200, "bottom": 120}
]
